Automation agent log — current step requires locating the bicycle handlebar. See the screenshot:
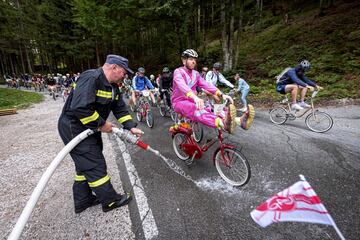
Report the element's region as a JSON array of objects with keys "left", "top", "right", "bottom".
[{"left": 311, "top": 90, "right": 320, "bottom": 98}]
